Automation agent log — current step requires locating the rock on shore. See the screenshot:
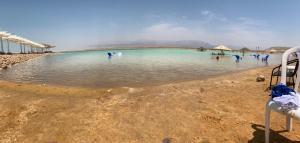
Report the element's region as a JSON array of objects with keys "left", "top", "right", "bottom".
[{"left": 0, "top": 54, "right": 43, "bottom": 69}]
